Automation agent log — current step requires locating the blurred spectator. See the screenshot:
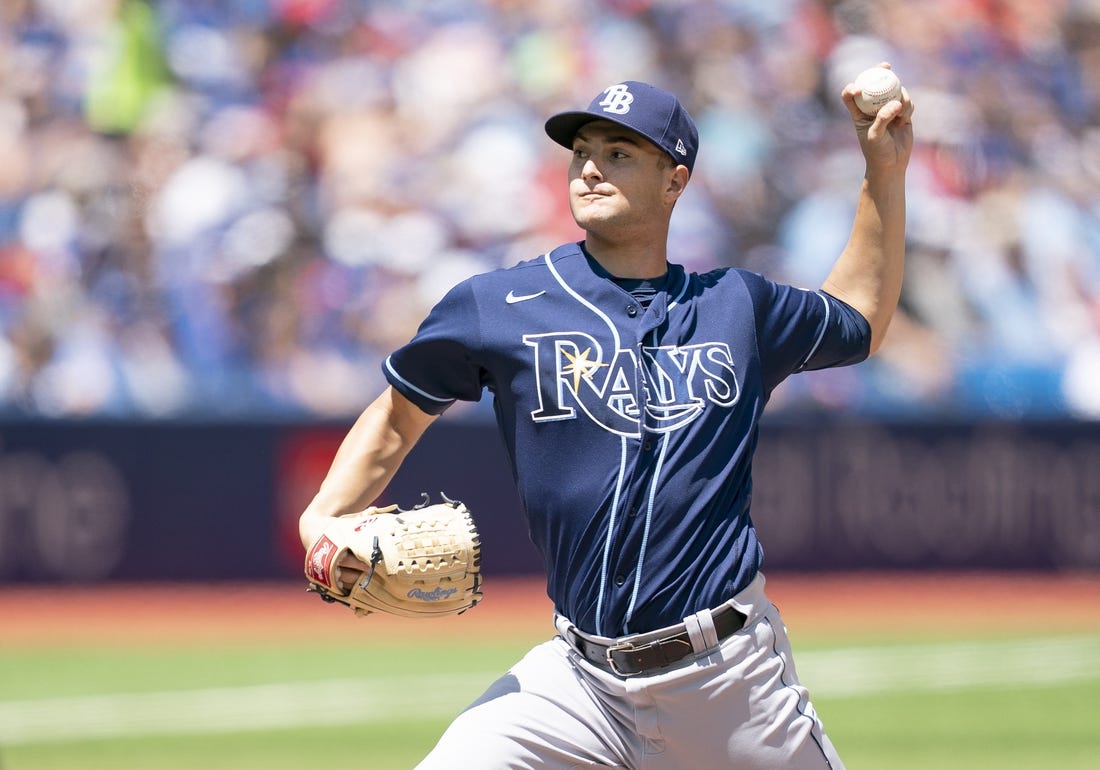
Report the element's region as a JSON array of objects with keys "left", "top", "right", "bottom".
[{"left": 0, "top": 0, "right": 1097, "bottom": 420}]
